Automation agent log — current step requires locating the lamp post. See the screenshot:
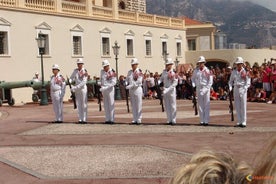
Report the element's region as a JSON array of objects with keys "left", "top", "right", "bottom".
[
  {"left": 174, "top": 57, "right": 179, "bottom": 72},
  {"left": 112, "top": 41, "right": 122, "bottom": 100},
  {"left": 36, "top": 32, "right": 48, "bottom": 105}
]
